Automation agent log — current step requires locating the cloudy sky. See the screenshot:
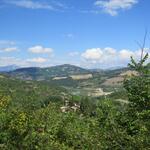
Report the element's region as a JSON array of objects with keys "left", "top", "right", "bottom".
[{"left": 0, "top": 0, "right": 150, "bottom": 68}]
